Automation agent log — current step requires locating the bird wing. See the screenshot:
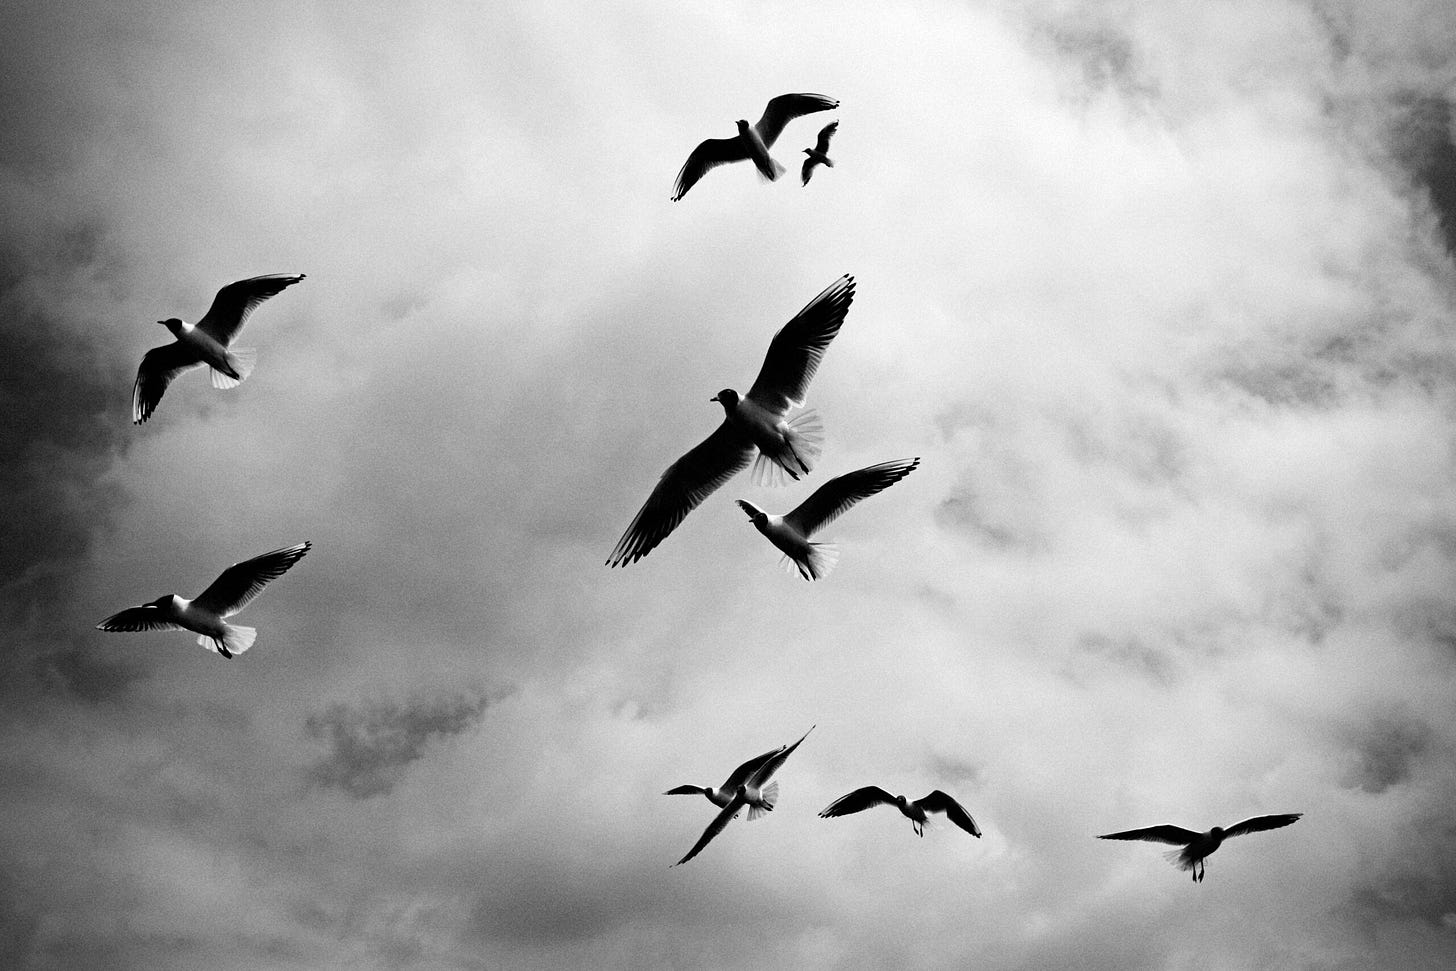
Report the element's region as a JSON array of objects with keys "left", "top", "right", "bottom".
[
  {"left": 195, "top": 273, "right": 305, "bottom": 345},
  {"left": 663, "top": 785, "right": 708, "bottom": 796},
  {"left": 1096, "top": 825, "right": 1201, "bottom": 845},
  {"left": 918, "top": 790, "right": 982, "bottom": 837},
  {"left": 818, "top": 785, "right": 897, "bottom": 818},
  {"left": 671, "top": 136, "right": 750, "bottom": 201},
  {"left": 814, "top": 121, "right": 838, "bottom": 154},
  {"left": 753, "top": 93, "right": 839, "bottom": 148},
  {"left": 1224, "top": 813, "right": 1302, "bottom": 839},
  {"left": 192, "top": 543, "right": 311, "bottom": 617},
  {"left": 674, "top": 794, "right": 744, "bottom": 866},
  {"left": 722, "top": 746, "right": 784, "bottom": 790},
  {"left": 748, "top": 725, "right": 814, "bottom": 786},
  {"left": 801, "top": 156, "right": 818, "bottom": 187},
  {"left": 95, "top": 605, "right": 187, "bottom": 634},
  {"left": 606, "top": 422, "right": 755, "bottom": 567},
  {"left": 784, "top": 458, "right": 920, "bottom": 538},
  {"left": 744, "top": 275, "right": 855, "bottom": 413},
  {"left": 133, "top": 343, "right": 204, "bottom": 424}
]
